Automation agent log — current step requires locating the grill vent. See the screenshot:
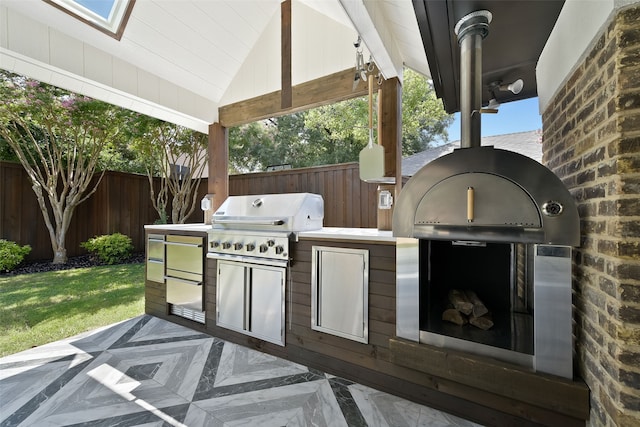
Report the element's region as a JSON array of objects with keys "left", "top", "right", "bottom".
[{"left": 170, "top": 305, "right": 205, "bottom": 324}]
